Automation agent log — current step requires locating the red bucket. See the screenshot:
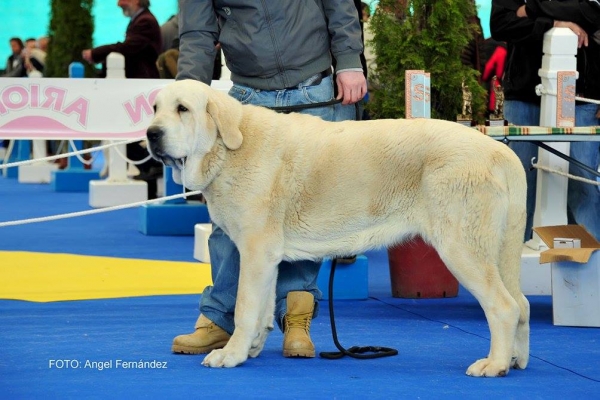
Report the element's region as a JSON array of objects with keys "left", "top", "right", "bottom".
[{"left": 388, "top": 236, "right": 459, "bottom": 298}]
